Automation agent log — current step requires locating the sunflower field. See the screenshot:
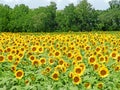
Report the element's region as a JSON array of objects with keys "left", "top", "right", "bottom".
[{"left": 0, "top": 32, "right": 120, "bottom": 90}]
